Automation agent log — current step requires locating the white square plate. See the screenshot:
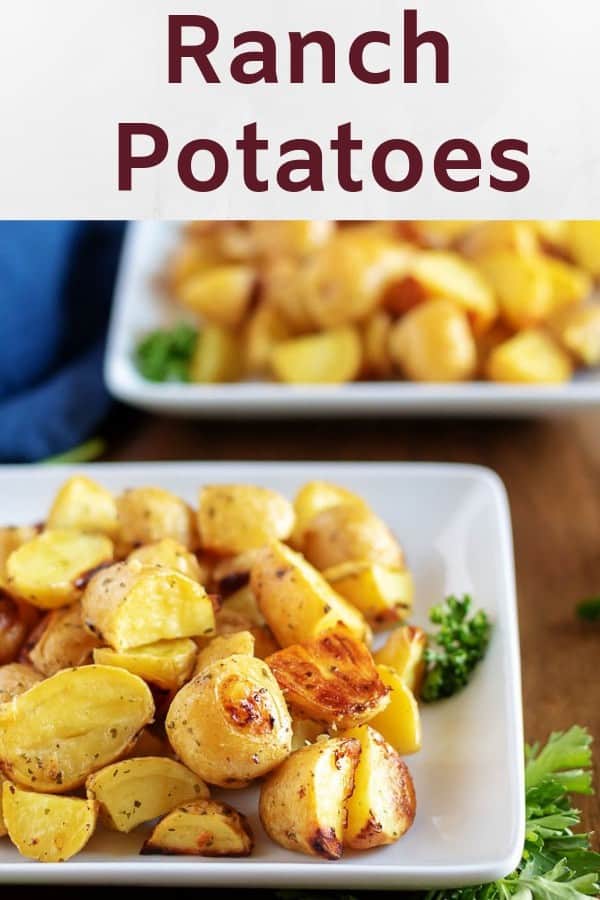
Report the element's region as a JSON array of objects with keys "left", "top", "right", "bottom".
[
  {"left": 0, "top": 462, "right": 524, "bottom": 887},
  {"left": 105, "top": 222, "right": 600, "bottom": 418}
]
